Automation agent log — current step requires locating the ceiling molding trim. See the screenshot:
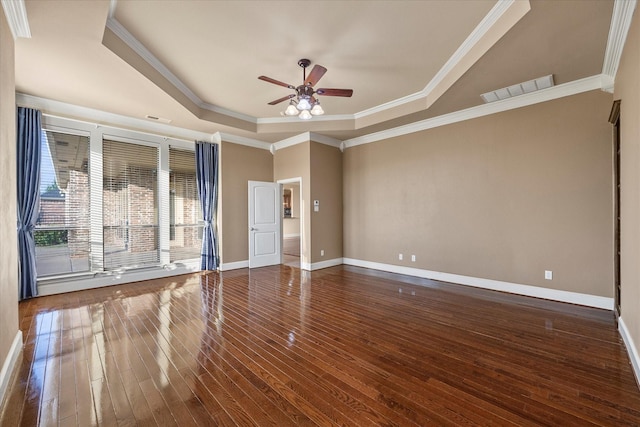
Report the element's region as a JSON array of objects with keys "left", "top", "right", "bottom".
[
  {"left": 343, "top": 74, "right": 606, "bottom": 149},
  {"left": 108, "top": 0, "right": 117, "bottom": 18},
  {"left": 601, "top": 74, "right": 615, "bottom": 93},
  {"left": 105, "top": 17, "right": 201, "bottom": 106},
  {"left": 197, "top": 100, "right": 258, "bottom": 123},
  {"left": 353, "top": 0, "right": 530, "bottom": 120},
  {"left": 218, "top": 132, "right": 271, "bottom": 151},
  {"left": 1, "top": 0, "right": 31, "bottom": 39},
  {"left": 422, "top": 0, "right": 528, "bottom": 99},
  {"left": 272, "top": 132, "right": 311, "bottom": 151},
  {"left": 210, "top": 133, "right": 222, "bottom": 144},
  {"left": 257, "top": 114, "right": 354, "bottom": 124},
  {"left": 353, "top": 91, "right": 426, "bottom": 120},
  {"left": 271, "top": 132, "right": 342, "bottom": 152},
  {"left": 602, "top": 0, "right": 637, "bottom": 78},
  {"left": 16, "top": 93, "right": 215, "bottom": 143},
  {"left": 105, "top": 17, "right": 256, "bottom": 124},
  {"left": 309, "top": 133, "right": 342, "bottom": 149}
]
